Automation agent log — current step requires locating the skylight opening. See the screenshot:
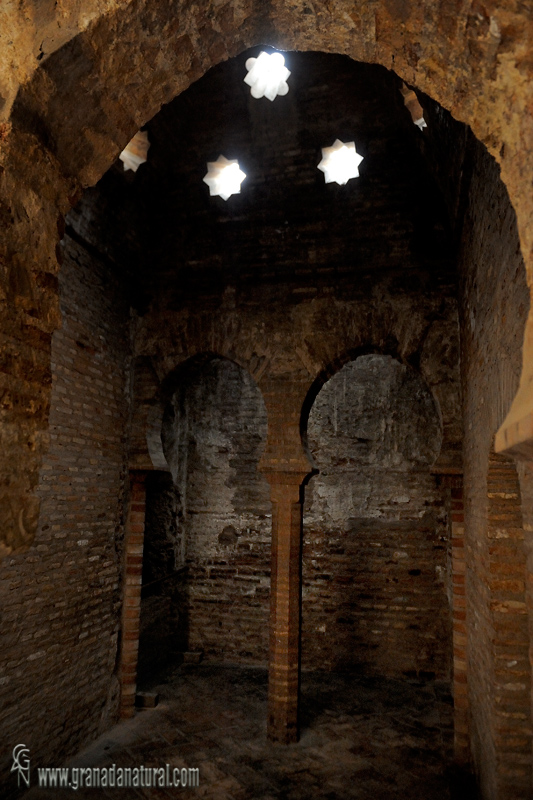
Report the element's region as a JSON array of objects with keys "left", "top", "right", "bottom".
[
  {"left": 203, "top": 156, "right": 247, "bottom": 201},
  {"left": 317, "top": 139, "right": 364, "bottom": 186},
  {"left": 244, "top": 51, "right": 291, "bottom": 102},
  {"left": 119, "top": 130, "right": 150, "bottom": 172},
  {"left": 400, "top": 84, "right": 427, "bottom": 130}
]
